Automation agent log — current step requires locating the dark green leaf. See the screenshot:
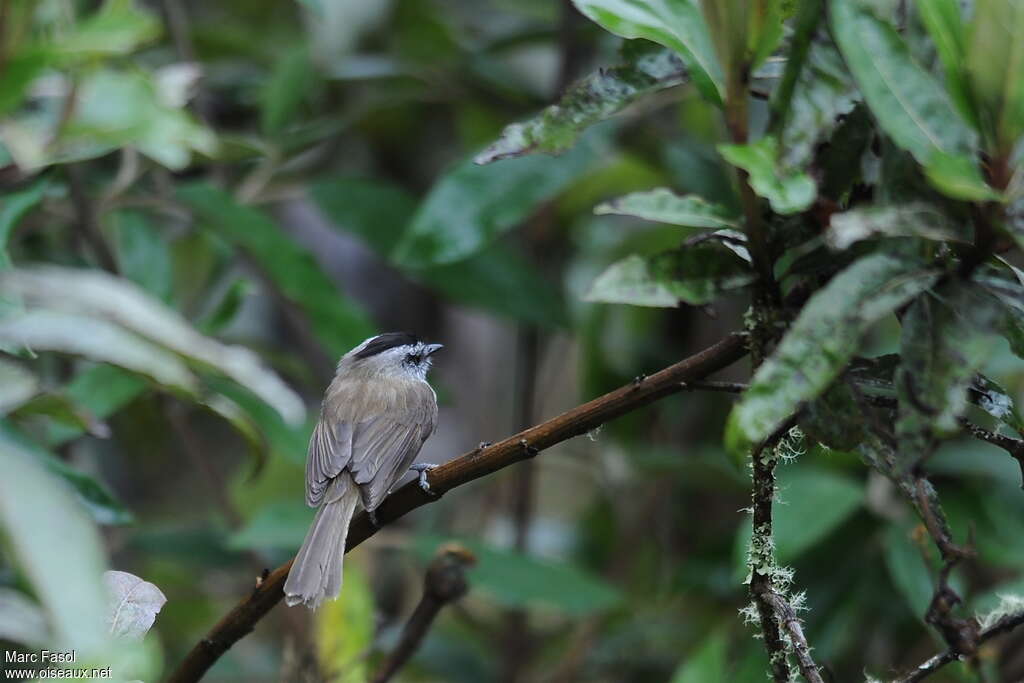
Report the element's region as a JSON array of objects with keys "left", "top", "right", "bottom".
[
  {"left": 727, "top": 254, "right": 939, "bottom": 452},
  {"left": 55, "top": 0, "right": 160, "bottom": 60},
  {"left": 594, "top": 188, "right": 739, "bottom": 230},
  {"left": 884, "top": 520, "right": 935, "bottom": 618},
  {"left": 825, "top": 203, "right": 969, "bottom": 250},
  {"left": 718, "top": 137, "right": 816, "bottom": 214},
  {"left": 226, "top": 500, "right": 313, "bottom": 551},
  {"left": 310, "top": 176, "right": 417, "bottom": 253},
  {"left": 394, "top": 135, "right": 603, "bottom": 267},
  {"left": 415, "top": 535, "right": 622, "bottom": 615},
  {"left": 0, "top": 49, "right": 50, "bottom": 118},
  {"left": 0, "top": 179, "right": 48, "bottom": 269},
  {"left": 108, "top": 210, "right": 173, "bottom": 301},
  {"left": 261, "top": 46, "right": 316, "bottom": 136},
  {"left": 571, "top": 0, "right": 723, "bottom": 105},
  {"left": 0, "top": 420, "right": 132, "bottom": 525},
  {"left": 966, "top": 0, "right": 1024, "bottom": 150},
  {"left": 477, "top": 46, "right": 688, "bottom": 163},
  {"left": 45, "top": 365, "right": 146, "bottom": 446},
  {"left": 799, "top": 382, "right": 868, "bottom": 450},
  {"left": 670, "top": 630, "right": 728, "bottom": 683},
  {"left": 830, "top": 0, "right": 978, "bottom": 179},
  {"left": 178, "top": 183, "right": 376, "bottom": 358},
  {"left": 914, "top": 0, "right": 976, "bottom": 129}
]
